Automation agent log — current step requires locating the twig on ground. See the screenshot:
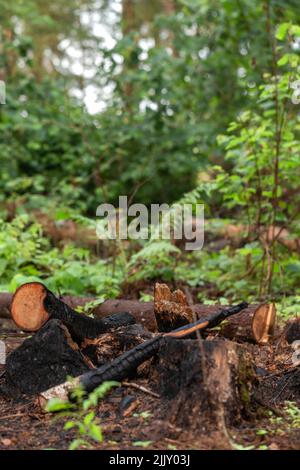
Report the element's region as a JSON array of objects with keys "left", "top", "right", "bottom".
[
  {"left": 122, "top": 381, "right": 160, "bottom": 398},
  {"left": 260, "top": 364, "right": 300, "bottom": 379}
]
